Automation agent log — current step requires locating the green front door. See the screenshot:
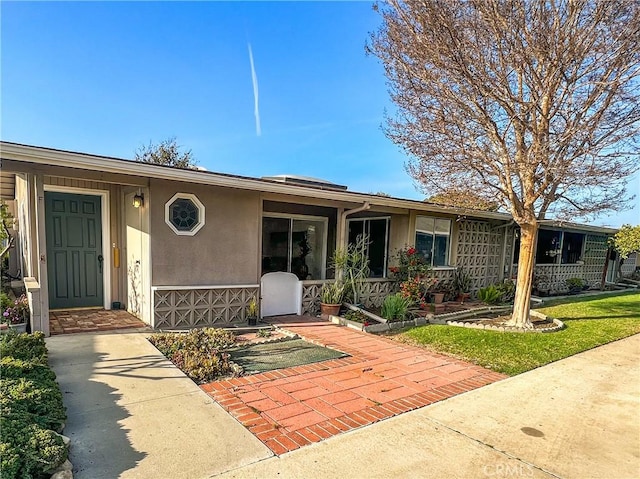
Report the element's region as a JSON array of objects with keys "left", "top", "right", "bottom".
[{"left": 45, "top": 192, "right": 104, "bottom": 309}]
